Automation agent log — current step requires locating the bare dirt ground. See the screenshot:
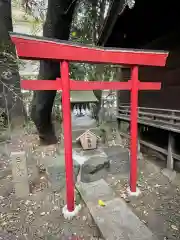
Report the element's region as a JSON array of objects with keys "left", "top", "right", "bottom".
[
  {"left": 0, "top": 131, "right": 101, "bottom": 240},
  {"left": 1, "top": 125, "right": 180, "bottom": 240},
  {"left": 106, "top": 150, "right": 180, "bottom": 240}
]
